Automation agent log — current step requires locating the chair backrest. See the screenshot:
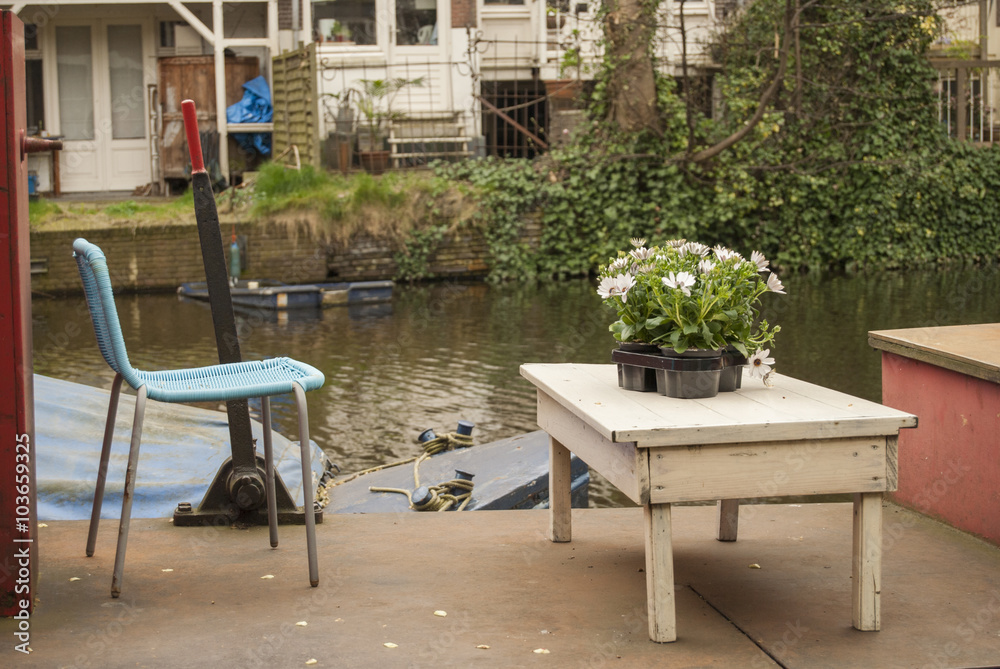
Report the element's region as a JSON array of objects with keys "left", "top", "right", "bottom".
[{"left": 73, "top": 239, "right": 141, "bottom": 388}]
